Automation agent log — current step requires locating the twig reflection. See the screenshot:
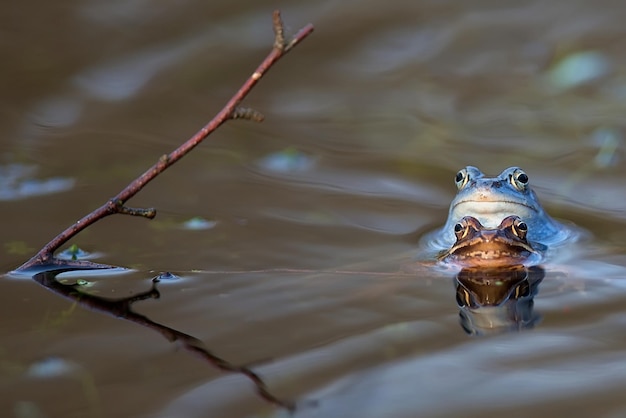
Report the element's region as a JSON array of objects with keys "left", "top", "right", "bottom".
[{"left": 32, "top": 268, "right": 293, "bottom": 411}]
